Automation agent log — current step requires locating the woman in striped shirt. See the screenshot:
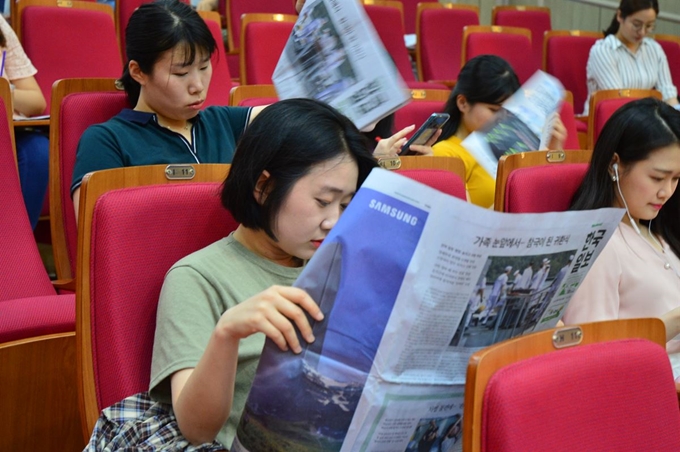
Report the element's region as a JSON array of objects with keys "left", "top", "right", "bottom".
[{"left": 584, "top": 0, "right": 678, "bottom": 114}]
